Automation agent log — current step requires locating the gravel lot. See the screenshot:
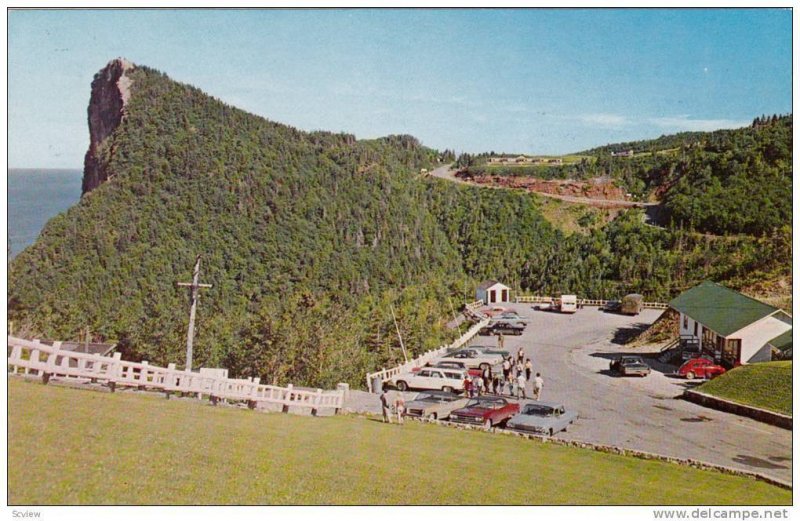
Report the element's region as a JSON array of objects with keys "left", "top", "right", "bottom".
[{"left": 466, "top": 303, "right": 792, "bottom": 484}]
